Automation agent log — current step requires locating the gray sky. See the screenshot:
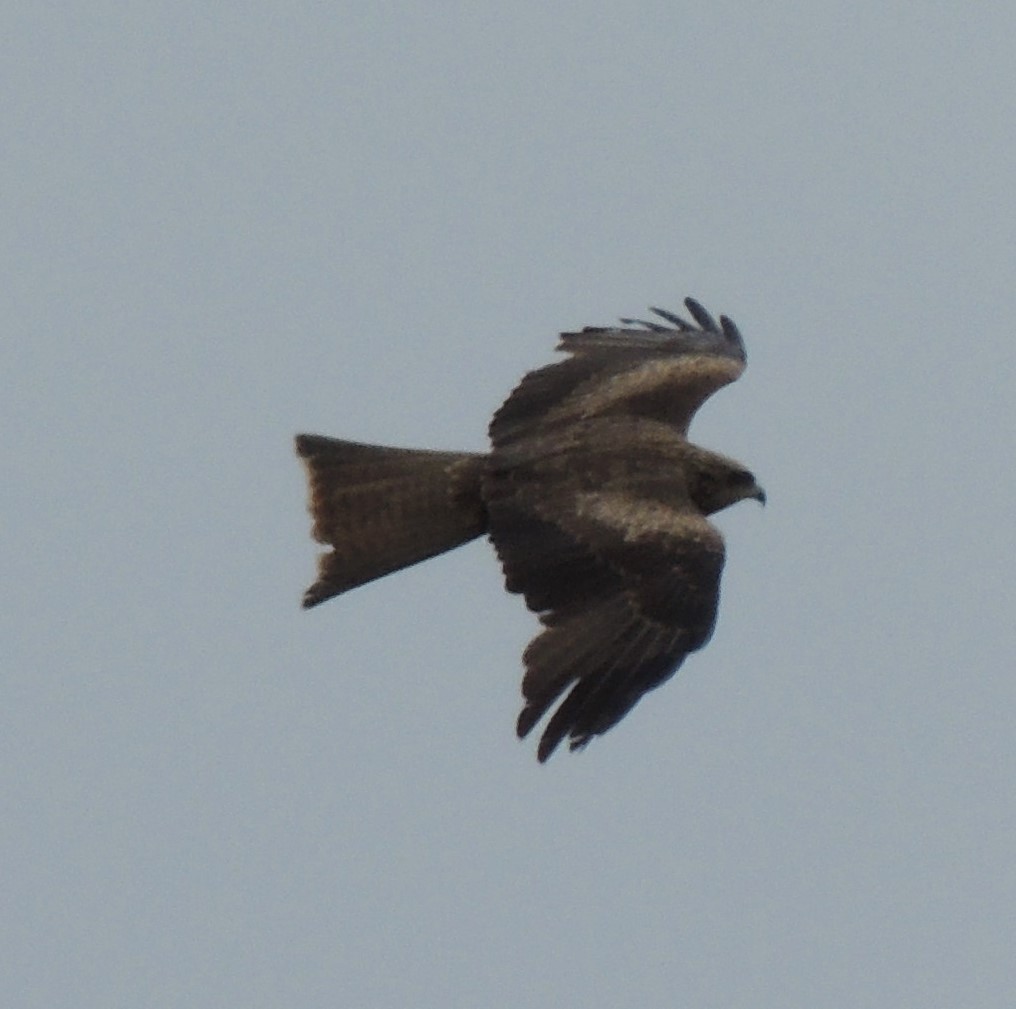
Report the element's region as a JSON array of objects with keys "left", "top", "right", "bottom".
[{"left": 5, "top": 3, "right": 1016, "bottom": 1006}]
